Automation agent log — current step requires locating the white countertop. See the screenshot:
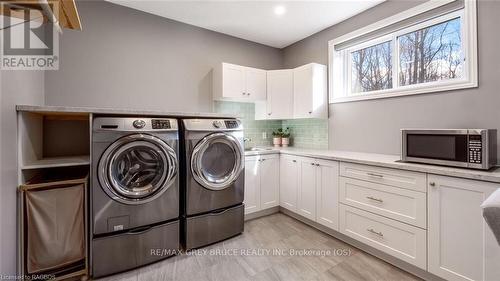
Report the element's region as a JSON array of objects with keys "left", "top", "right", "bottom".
[
  {"left": 245, "top": 147, "right": 500, "bottom": 184},
  {"left": 16, "top": 105, "right": 238, "bottom": 118}
]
